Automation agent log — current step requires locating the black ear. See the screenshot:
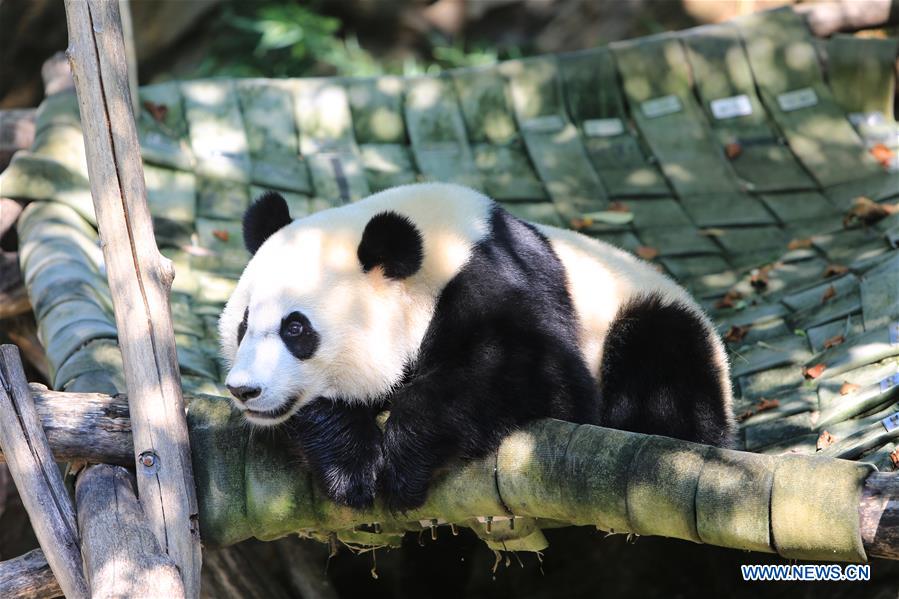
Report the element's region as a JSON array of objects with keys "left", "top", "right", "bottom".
[
  {"left": 357, "top": 211, "right": 424, "bottom": 280},
  {"left": 243, "top": 191, "right": 292, "bottom": 254}
]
